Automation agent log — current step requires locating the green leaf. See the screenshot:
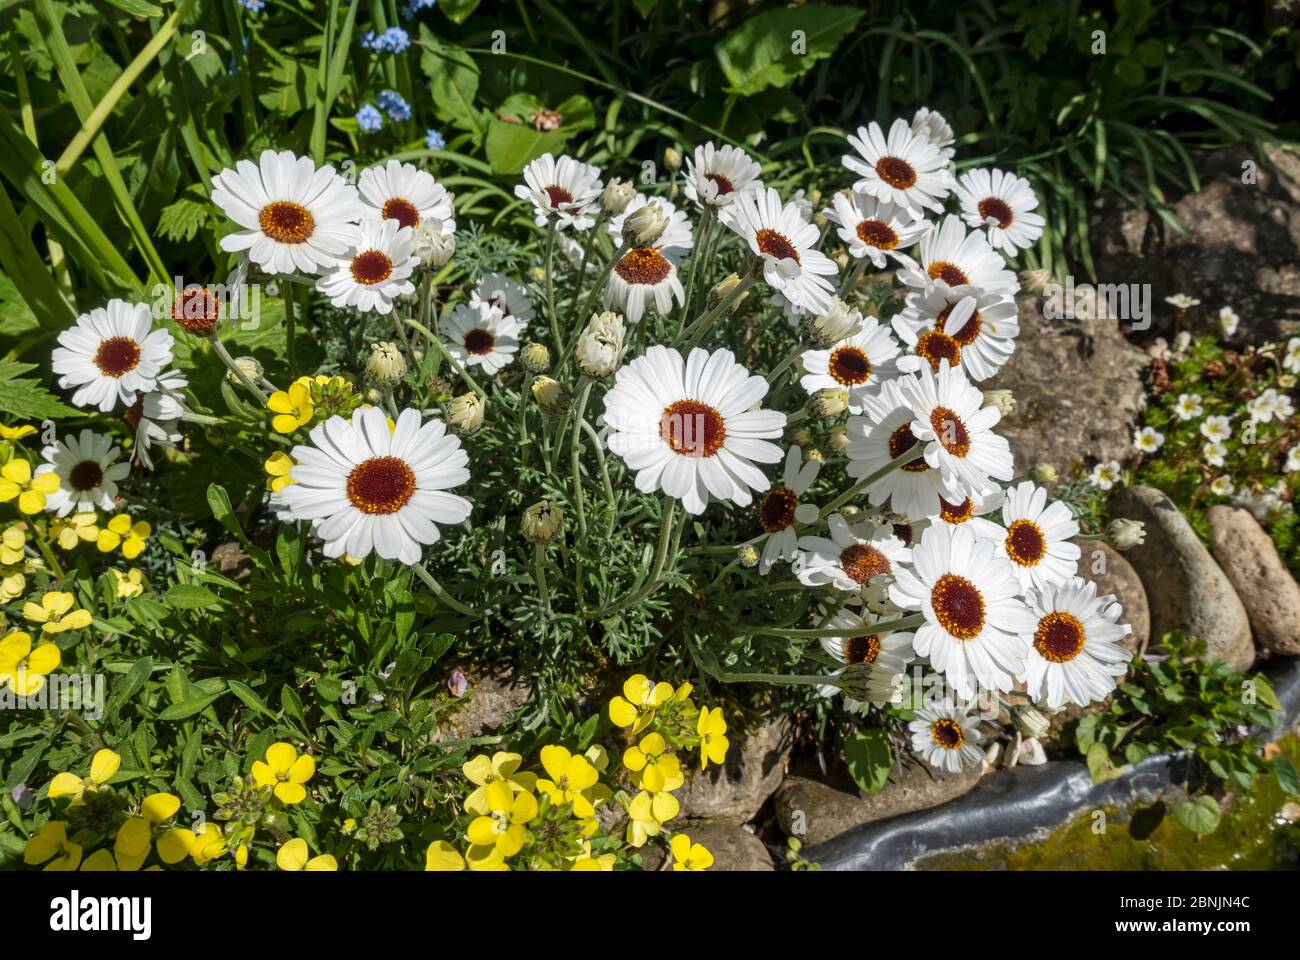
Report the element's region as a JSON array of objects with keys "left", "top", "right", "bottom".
[
  {"left": 156, "top": 190, "right": 211, "bottom": 243},
  {"left": 438, "top": 0, "right": 480, "bottom": 24},
  {"left": 843, "top": 729, "right": 893, "bottom": 795},
  {"left": 158, "top": 689, "right": 227, "bottom": 721},
  {"left": 107, "top": 656, "right": 154, "bottom": 719},
  {"left": 1252, "top": 673, "right": 1281, "bottom": 710},
  {"left": 165, "top": 584, "right": 224, "bottom": 611},
  {"left": 1086, "top": 741, "right": 1122, "bottom": 782},
  {"left": 715, "top": 4, "right": 864, "bottom": 97},
  {"left": 207, "top": 484, "right": 252, "bottom": 551},
  {"left": 1173, "top": 796, "right": 1221, "bottom": 836},
  {"left": 484, "top": 94, "right": 595, "bottom": 175},
  {"left": 1274, "top": 756, "right": 1300, "bottom": 797},
  {"left": 227, "top": 680, "right": 278, "bottom": 721},
  {"left": 420, "top": 29, "right": 482, "bottom": 142},
  {"left": 102, "top": 0, "right": 165, "bottom": 16},
  {"left": 0, "top": 360, "right": 78, "bottom": 420}
]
